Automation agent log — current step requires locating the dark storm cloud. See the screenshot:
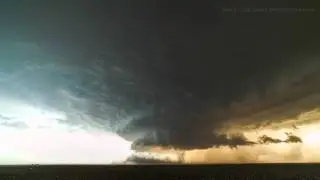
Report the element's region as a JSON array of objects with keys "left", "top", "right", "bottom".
[
  {"left": 132, "top": 131, "right": 256, "bottom": 150},
  {"left": 220, "top": 60, "right": 320, "bottom": 131},
  {"left": 126, "top": 155, "right": 176, "bottom": 164},
  {"left": 2, "top": 1, "right": 319, "bottom": 150},
  {"left": 124, "top": 3, "right": 320, "bottom": 149},
  {"left": 257, "top": 133, "right": 302, "bottom": 144},
  {"left": 131, "top": 131, "right": 303, "bottom": 151}
]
